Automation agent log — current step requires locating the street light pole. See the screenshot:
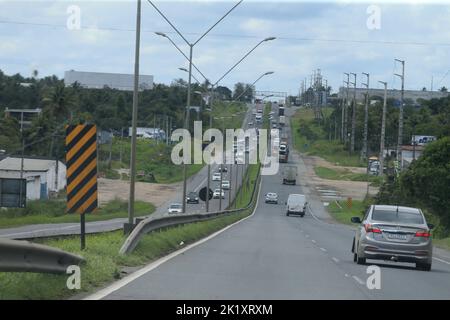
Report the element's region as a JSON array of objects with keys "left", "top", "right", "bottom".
[
  {"left": 128, "top": 0, "right": 141, "bottom": 228},
  {"left": 343, "top": 73, "right": 350, "bottom": 145},
  {"left": 150, "top": 0, "right": 245, "bottom": 213},
  {"left": 180, "top": 45, "right": 194, "bottom": 214},
  {"left": 395, "top": 59, "right": 405, "bottom": 166},
  {"left": 379, "top": 81, "right": 388, "bottom": 178},
  {"left": 350, "top": 73, "right": 357, "bottom": 153},
  {"left": 361, "top": 73, "right": 370, "bottom": 162}
]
